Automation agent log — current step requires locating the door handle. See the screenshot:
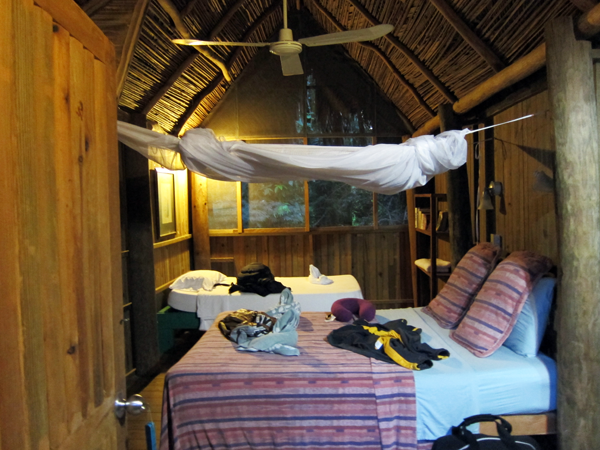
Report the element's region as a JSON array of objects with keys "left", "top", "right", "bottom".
[{"left": 114, "top": 393, "right": 148, "bottom": 419}]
